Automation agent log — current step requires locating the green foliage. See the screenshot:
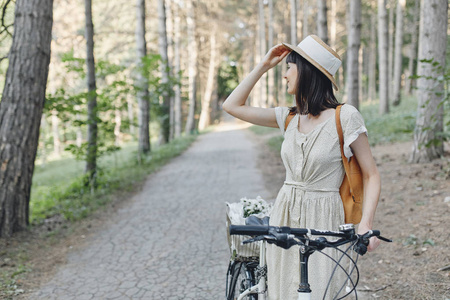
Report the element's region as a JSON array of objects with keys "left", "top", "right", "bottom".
[
  {"left": 217, "top": 61, "right": 239, "bottom": 100},
  {"left": 30, "top": 135, "right": 197, "bottom": 224},
  {"left": 248, "top": 126, "right": 283, "bottom": 151},
  {"left": 423, "top": 239, "right": 435, "bottom": 246},
  {"left": 248, "top": 126, "right": 279, "bottom": 136},
  {"left": 136, "top": 54, "right": 181, "bottom": 142},
  {"left": 42, "top": 51, "right": 187, "bottom": 177},
  {"left": 403, "top": 234, "right": 436, "bottom": 248},
  {"left": 0, "top": 236, "right": 30, "bottom": 298},
  {"left": 0, "top": 266, "right": 28, "bottom": 299},
  {"left": 359, "top": 96, "right": 418, "bottom": 145},
  {"left": 45, "top": 52, "right": 138, "bottom": 167},
  {"left": 0, "top": 251, "right": 30, "bottom": 300},
  {"left": 267, "top": 136, "right": 284, "bottom": 152},
  {"left": 60, "top": 50, "right": 86, "bottom": 78},
  {"left": 403, "top": 234, "right": 418, "bottom": 246}
]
